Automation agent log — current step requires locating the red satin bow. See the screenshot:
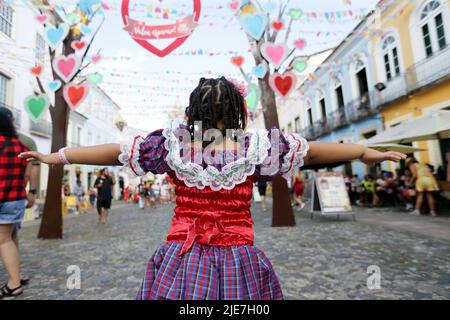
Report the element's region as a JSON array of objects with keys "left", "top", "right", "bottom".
[{"left": 179, "top": 212, "right": 252, "bottom": 256}]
